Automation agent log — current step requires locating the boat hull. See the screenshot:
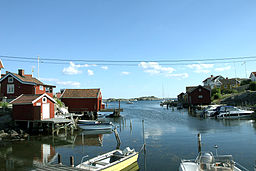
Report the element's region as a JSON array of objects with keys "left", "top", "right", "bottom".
[
  {"left": 78, "top": 124, "right": 113, "bottom": 130},
  {"left": 102, "top": 153, "right": 138, "bottom": 171}
]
